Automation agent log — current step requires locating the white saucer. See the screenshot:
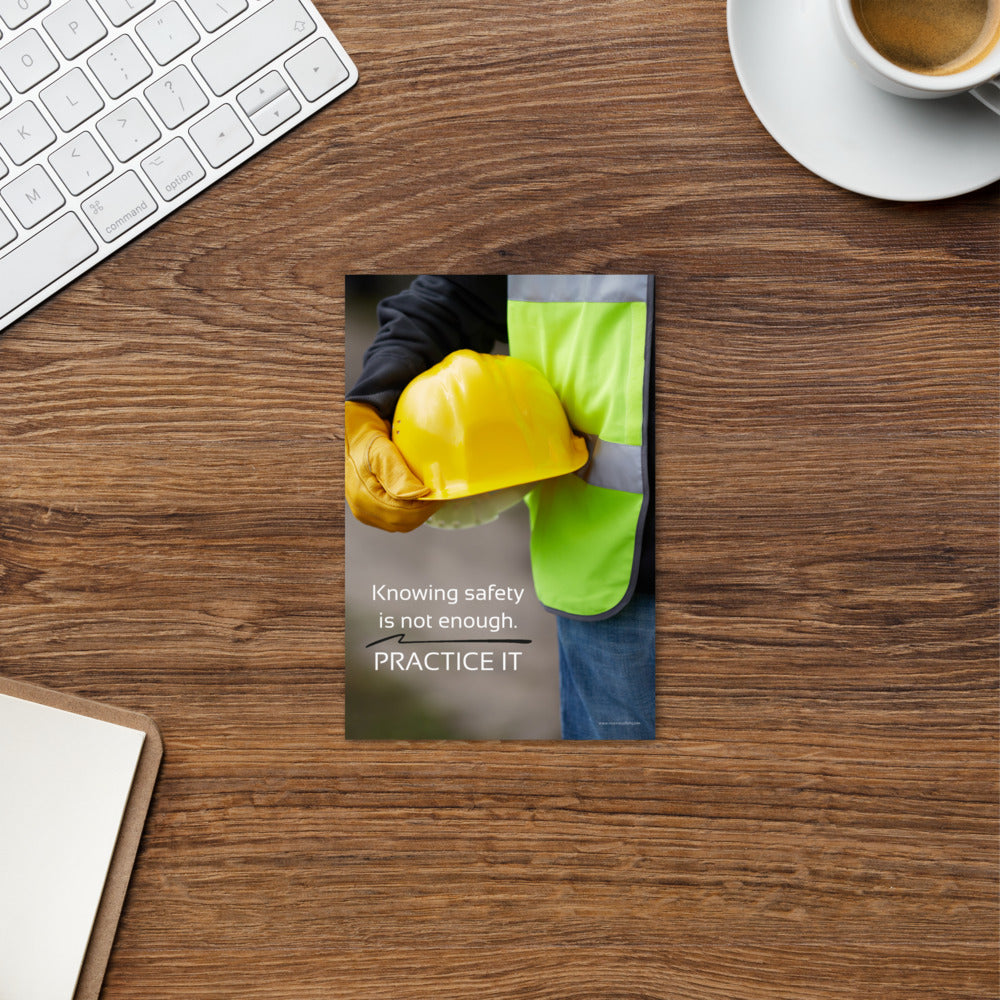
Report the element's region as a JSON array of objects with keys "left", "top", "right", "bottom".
[{"left": 727, "top": 0, "right": 1000, "bottom": 200}]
